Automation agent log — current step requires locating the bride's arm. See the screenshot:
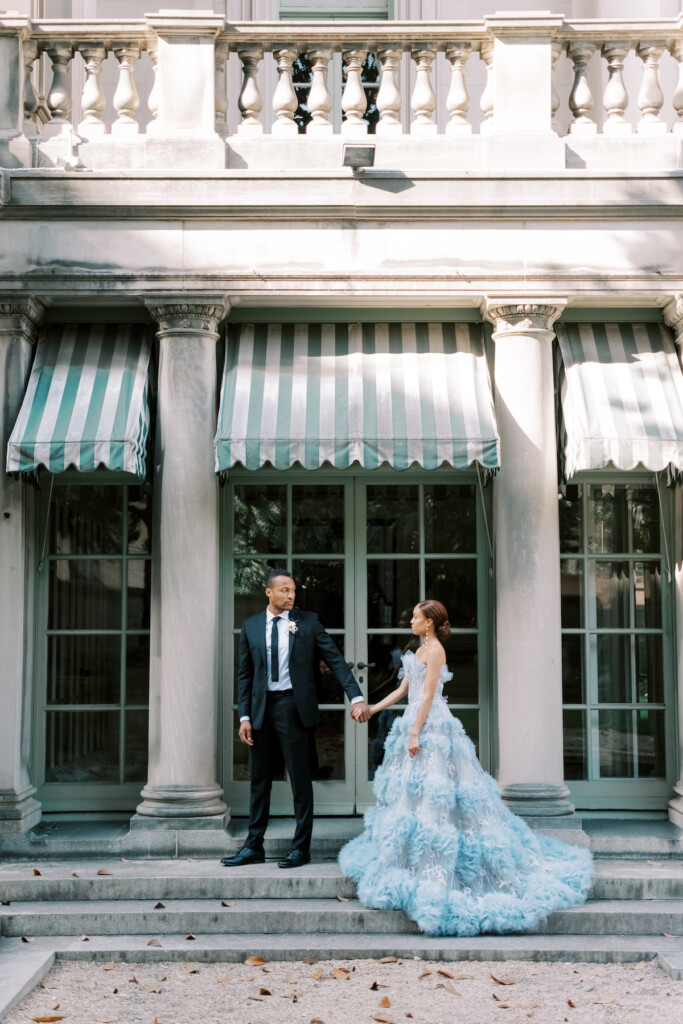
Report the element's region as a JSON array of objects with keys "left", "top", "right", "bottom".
[
  {"left": 409, "top": 646, "right": 445, "bottom": 756},
  {"left": 368, "top": 677, "right": 409, "bottom": 716}
]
